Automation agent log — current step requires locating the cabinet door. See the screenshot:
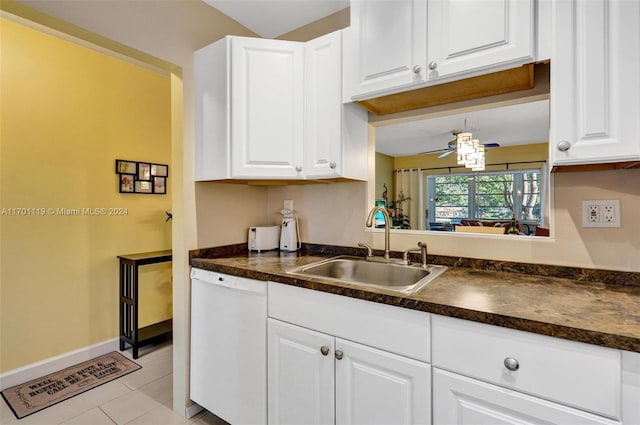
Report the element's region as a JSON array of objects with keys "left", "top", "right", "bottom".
[
  {"left": 433, "top": 369, "right": 620, "bottom": 425},
  {"left": 350, "top": 0, "right": 427, "bottom": 99},
  {"left": 550, "top": 0, "right": 640, "bottom": 167},
  {"left": 304, "top": 31, "right": 342, "bottom": 178},
  {"left": 231, "top": 37, "right": 304, "bottom": 178},
  {"left": 427, "top": 0, "right": 535, "bottom": 82},
  {"left": 268, "top": 319, "right": 334, "bottom": 425},
  {"left": 335, "top": 339, "right": 431, "bottom": 425}
]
